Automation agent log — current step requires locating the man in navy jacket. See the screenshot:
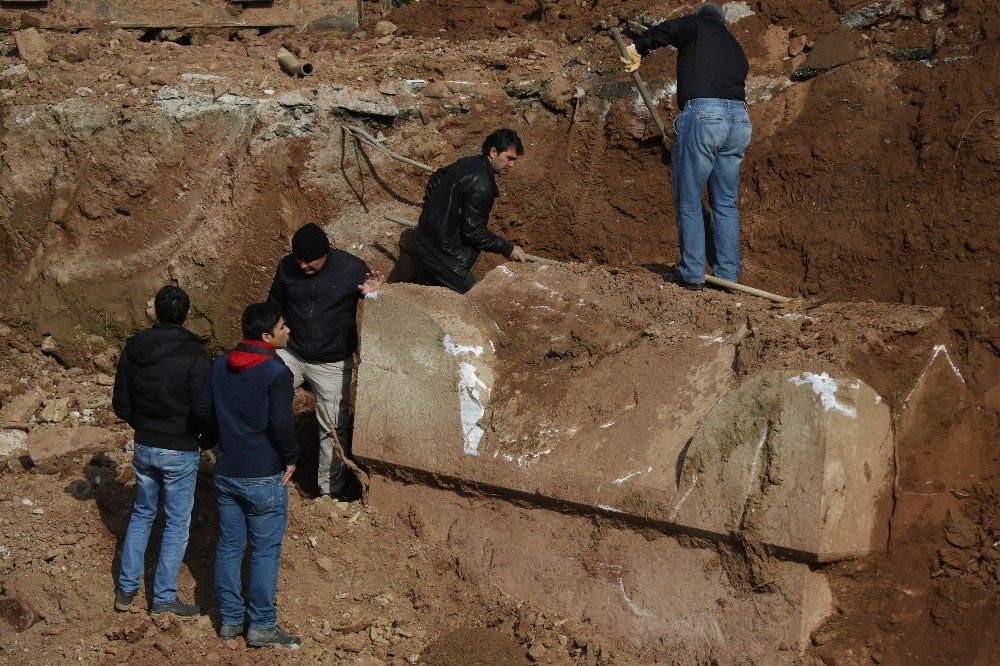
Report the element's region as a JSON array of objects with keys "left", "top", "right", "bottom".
[{"left": 194, "top": 302, "right": 300, "bottom": 648}]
